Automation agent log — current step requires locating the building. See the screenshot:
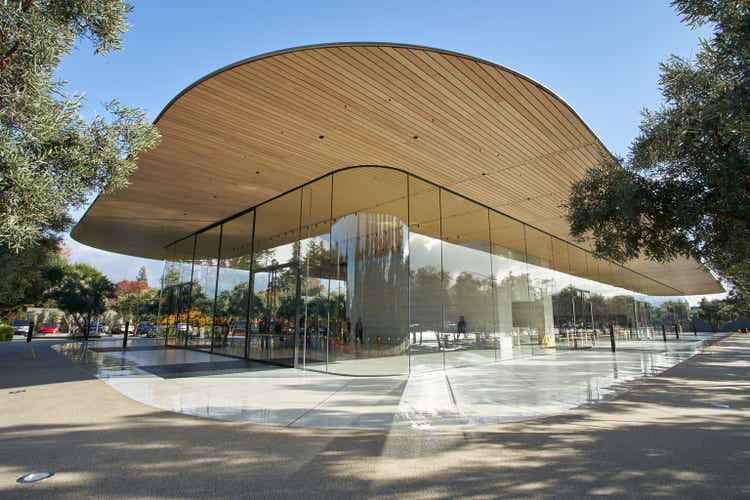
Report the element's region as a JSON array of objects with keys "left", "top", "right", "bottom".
[{"left": 72, "top": 43, "right": 723, "bottom": 376}]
